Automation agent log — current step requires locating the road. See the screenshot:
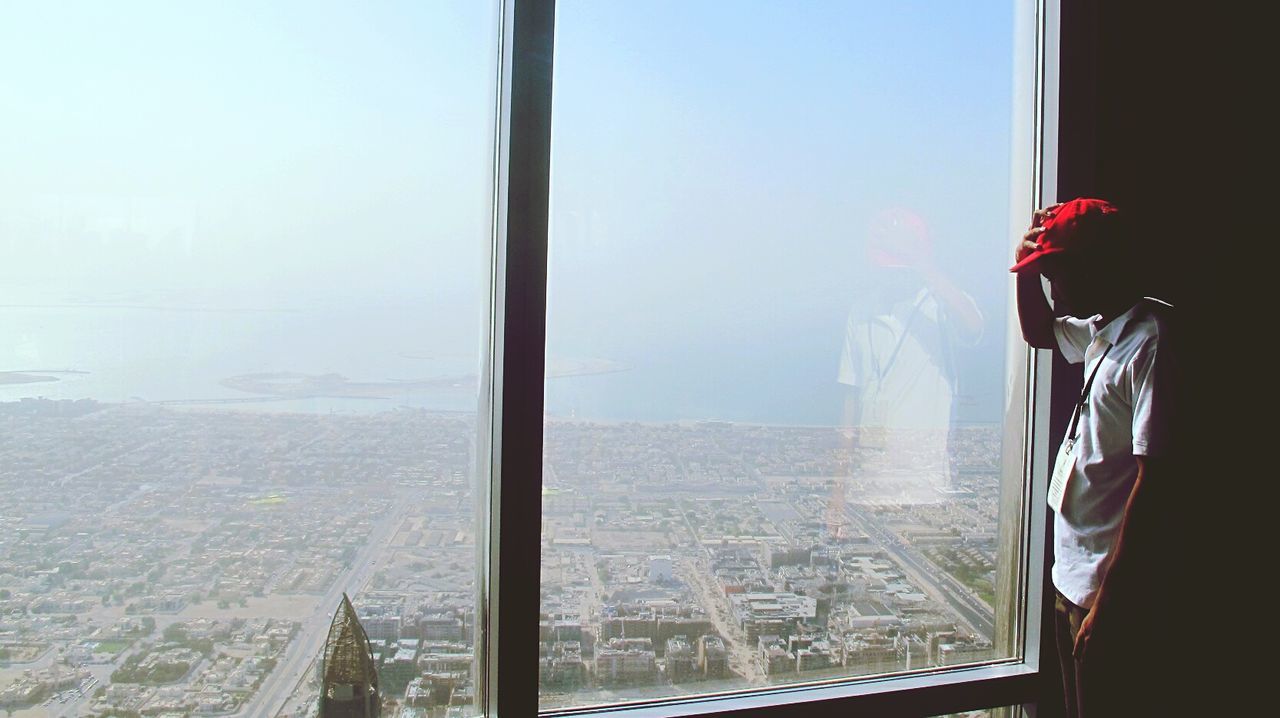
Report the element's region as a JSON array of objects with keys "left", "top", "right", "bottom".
[
  {"left": 235, "top": 498, "right": 409, "bottom": 718},
  {"left": 677, "top": 505, "right": 763, "bottom": 684},
  {"left": 584, "top": 554, "right": 605, "bottom": 632},
  {"left": 844, "top": 505, "right": 994, "bottom": 640},
  {"left": 679, "top": 556, "right": 762, "bottom": 684}
]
